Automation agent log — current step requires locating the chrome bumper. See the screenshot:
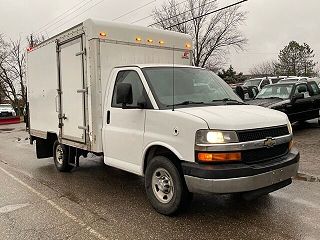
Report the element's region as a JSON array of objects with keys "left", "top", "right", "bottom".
[{"left": 184, "top": 162, "right": 299, "bottom": 194}]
